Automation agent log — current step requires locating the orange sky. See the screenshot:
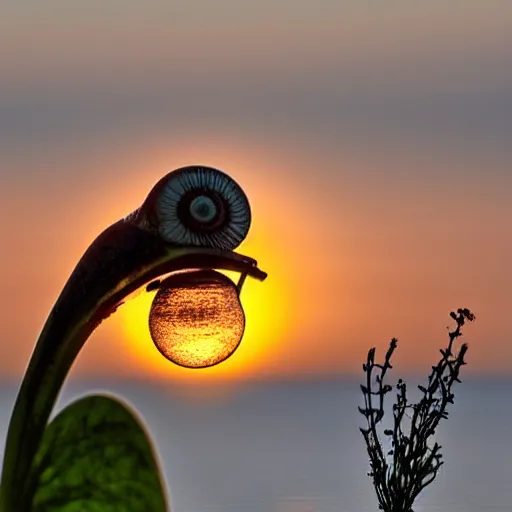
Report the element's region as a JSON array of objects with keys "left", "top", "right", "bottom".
[{"left": 1, "top": 2, "right": 511, "bottom": 382}]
